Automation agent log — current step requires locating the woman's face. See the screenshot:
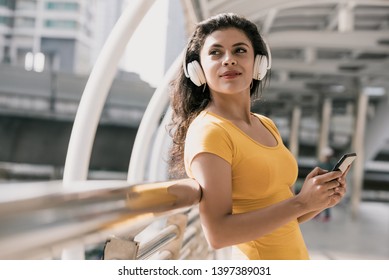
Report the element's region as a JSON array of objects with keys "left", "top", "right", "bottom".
[{"left": 199, "top": 27, "right": 255, "bottom": 96}]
